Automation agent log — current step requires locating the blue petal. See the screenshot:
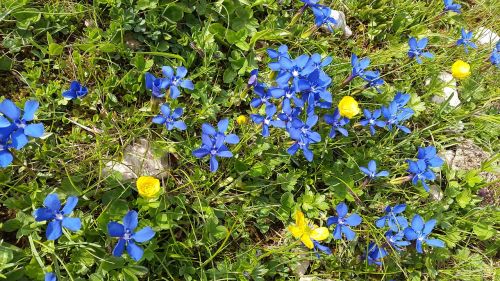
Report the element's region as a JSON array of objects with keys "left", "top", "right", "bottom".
[
  {"left": 169, "top": 86, "right": 180, "bottom": 99},
  {"left": 24, "top": 123, "right": 44, "bottom": 138},
  {"left": 345, "top": 214, "right": 362, "bottom": 226},
  {"left": 161, "top": 66, "right": 174, "bottom": 78},
  {"left": 61, "top": 196, "right": 78, "bottom": 215},
  {"left": 202, "top": 123, "right": 216, "bottom": 135},
  {"left": 34, "top": 207, "right": 55, "bottom": 221},
  {"left": 23, "top": 100, "right": 39, "bottom": 121},
  {"left": 422, "top": 219, "right": 436, "bottom": 235},
  {"left": 342, "top": 226, "right": 356, "bottom": 240},
  {"left": 326, "top": 216, "right": 338, "bottom": 227},
  {"left": 176, "top": 66, "right": 188, "bottom": 78},
  {"left": 209, "top": 155, "right": 219, "bottom": 172},
  {"left": 0, "top": 99, "right": 21, "bottom": 120},
  {"left": 375, "top": 217, "right": 386, "bottom": 228},
  {"left": 336, "top": 202, "right": 348, "bottom": 217},
  {"left": 112, "top": 238, "right": 126, "bottom": 257},
  {"left": 192, "top": 148, "right": 209, "bottom": 158},
  {"left": 45, "top": 272, "right": 57, "bottom": 281},
  {"left": 108, "top": 222, "right": 125, "bottom": 237},
  {"left": 180, "top": 79, "right": 194, "bottom": 90},
  {"left": 152, "top": 116, "right": 166, "bottom": 124},
  {"left": 368, "top": 160, "right": 376, "bottom": 172},
  {"left": 411, "top": 215, "right": 424, "bottom": 232},
  {"left": 404, "top": 228, "right": 418, "bottom": 241},
  {"left": 0, "top": 116, "right": 12, "bottom": 128},
  {"left": 376, "top": 171, "right": 389, "bottom": 177},
  {"left": 173, "top": 120, "right": 186, "bottom": 131},
  {"left": 217, "top": 119, "right": 229, "bottom": 132},
  {"left": 62, "top": 217, "right": 81, "bottom": 232},
  {"left": 11, "top": 130, "right": 28, "bottom": 150},
  {"left": 0, "top": 150, "right": 13, "bottom": 168},
  {"left": 46, "top": 220, "right": 62, "bottom": 240},
  {"left": 123, "top": 210, "right": 138, "bottom": 231},
  {"left": 171, "top": 108, "right": 183, "bottom": 119},
  {"left": 425, "top": 238, "right": 444, "bottom": 248},
  {"left": 333, "top": 225, "right": 342, "bottom": 240},
  {"left": 127, "top": 241, "right": 144, "bottom": 261},
  {"left": 225, "top": 134, "right": 239, "bottom": 144},
  {"left": 133, "top": 226, "right": 156, "bottom": 243},
  {"left": 415, "top": 239, "right": 423, "bottom": 253},
  {"left": 44, "top": 194, "right": 61, "bottom": 212},
  {"left": 145, "top": 72, "right": 155, "bottom": 90}
]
